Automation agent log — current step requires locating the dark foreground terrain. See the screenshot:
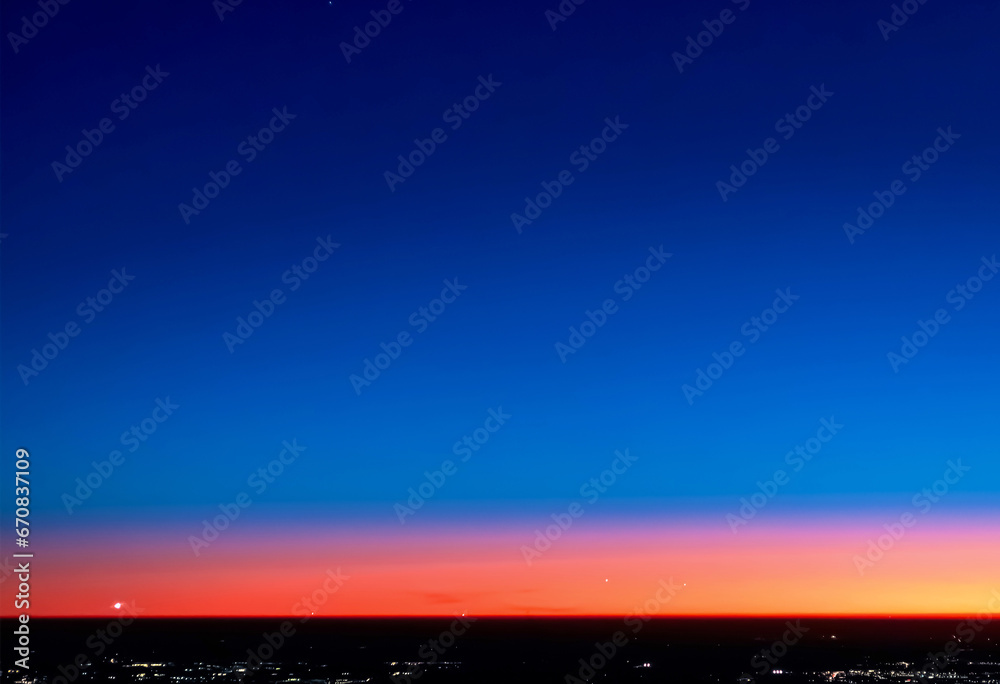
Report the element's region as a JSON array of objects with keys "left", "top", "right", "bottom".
[{"left": 3, "top": 618, "right": 998, "bottom": 683}]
